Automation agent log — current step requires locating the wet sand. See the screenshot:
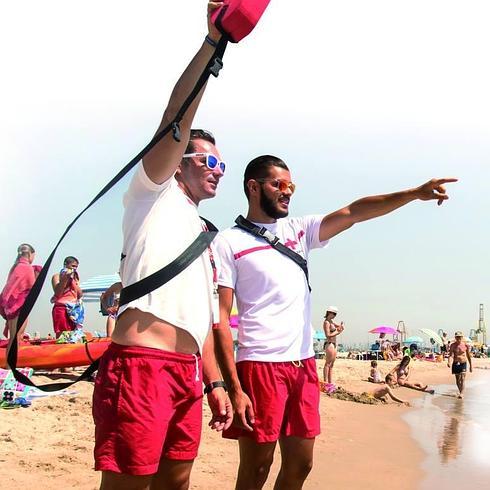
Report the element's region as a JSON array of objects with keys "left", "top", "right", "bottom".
[
  {"left": 1, "top": 358, "right": 488, "bottom": 489},
  {"left": 405, "top": 369, "right": 490, "bottom": 488}
]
